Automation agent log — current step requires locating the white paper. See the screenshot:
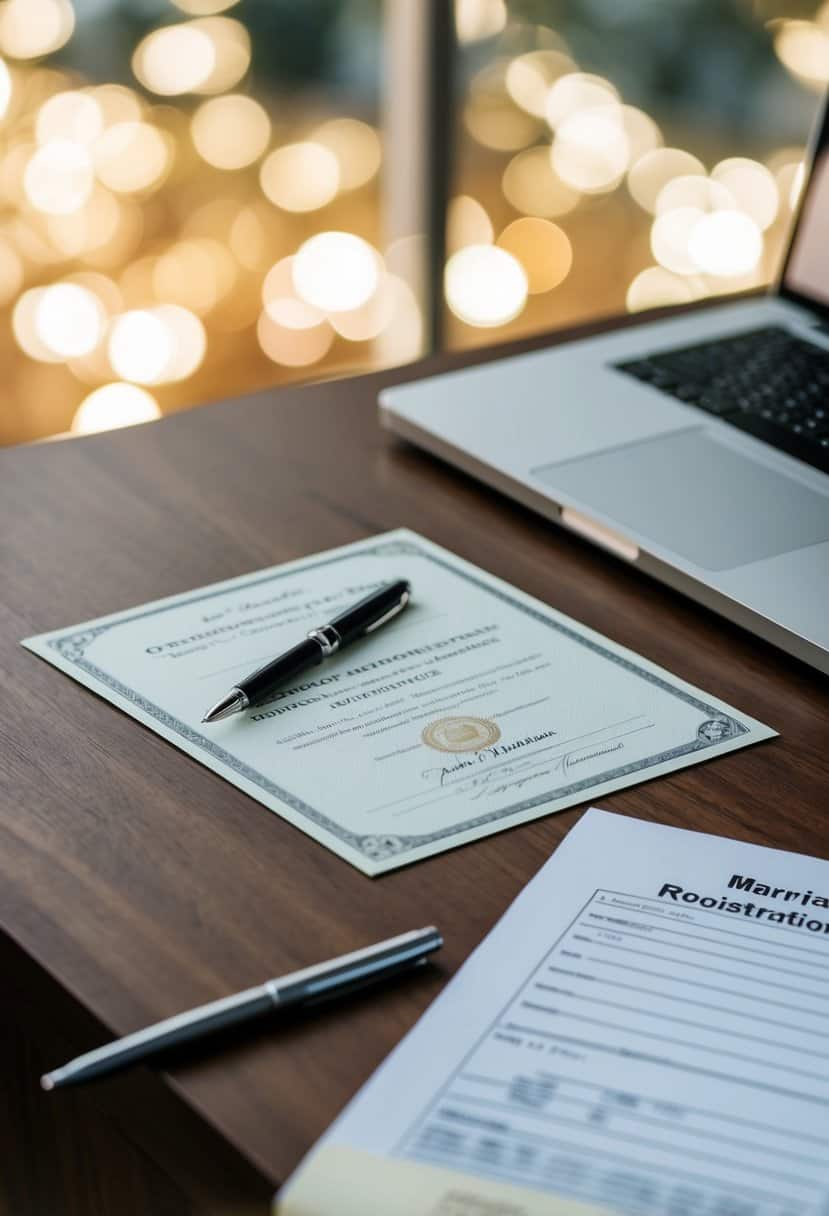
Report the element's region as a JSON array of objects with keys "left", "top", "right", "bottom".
[
  {"left": 283, "top": 809, "right": 829, "bottom": 1215},
  {"left": 23, "top": 530, "right": 774, "bottom": 875}
]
